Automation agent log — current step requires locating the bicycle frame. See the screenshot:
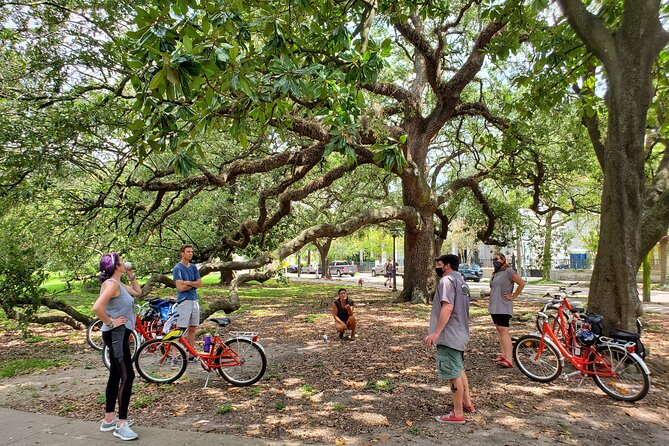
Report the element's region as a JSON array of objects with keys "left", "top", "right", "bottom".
[
  {"left": 537, "top": 312, "right": 619, "bottom": 378},
  {"left": 134, "top": 314, "right": 163, "bottom": 342},
  {"left": 161, "top": 328, "right": 259, "bottom": 372}
]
